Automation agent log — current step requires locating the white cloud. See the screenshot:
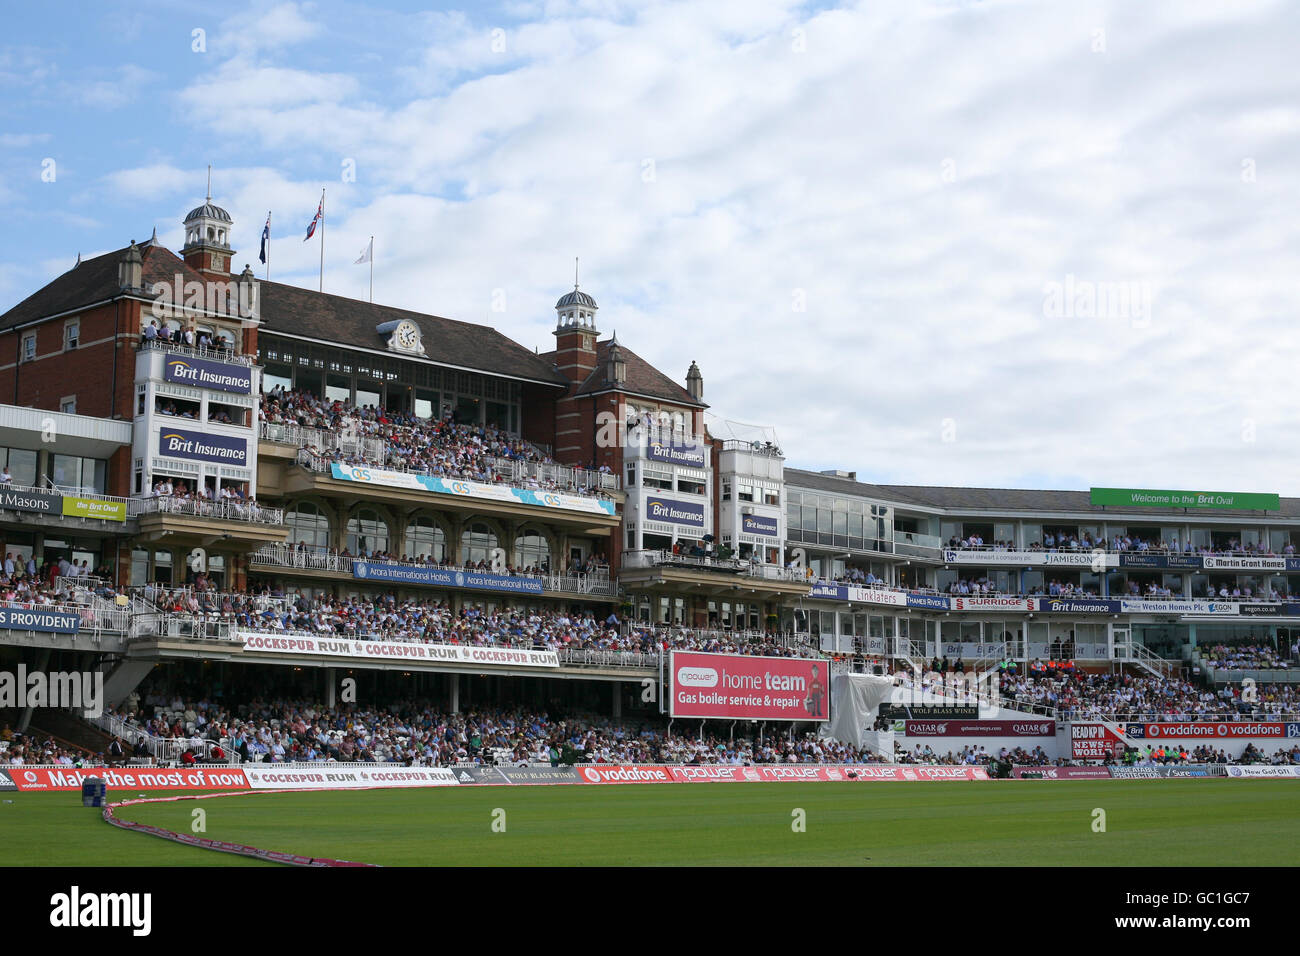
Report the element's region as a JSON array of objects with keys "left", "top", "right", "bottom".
[{"left": 101, "top": 0, "right": 1300, "bottom": 491}]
